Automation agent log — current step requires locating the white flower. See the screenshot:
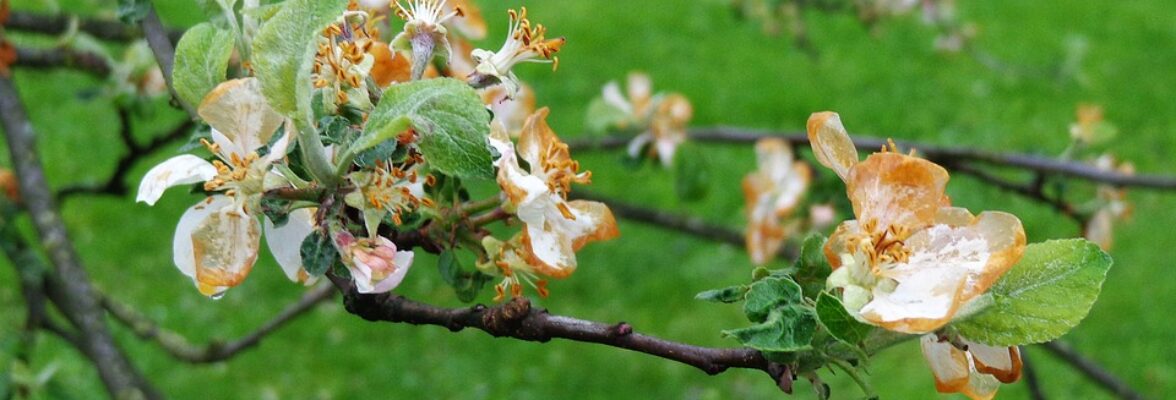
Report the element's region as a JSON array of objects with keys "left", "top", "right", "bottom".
[
  {"left": 470, "top": 7, "right": 564, "bottom": 98},
  {"left": 742, "top": 139, "right": 811, "bottom": 265},
  {"left": 494, "top": 108, "right": 618, "bottom": 278},
  {"left": 137, "top": 78, "right": 313, "bottom": 297},
  {"left": 341, "top": 236, "right": 415, "bottom": 294},
  {"left": 604, "top": 73, "right": 693, "bottom": 167}
]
